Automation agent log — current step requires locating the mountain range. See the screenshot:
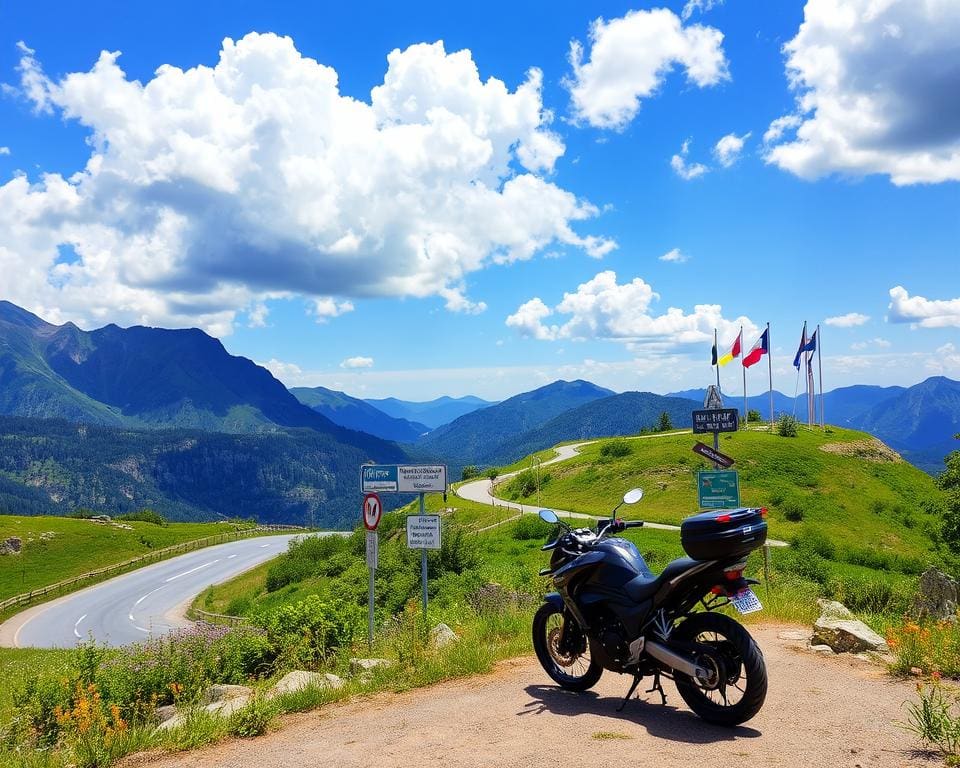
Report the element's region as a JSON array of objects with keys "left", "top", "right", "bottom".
[{"left": 0, "top": 299, "right": 956, "bottom": 524}]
